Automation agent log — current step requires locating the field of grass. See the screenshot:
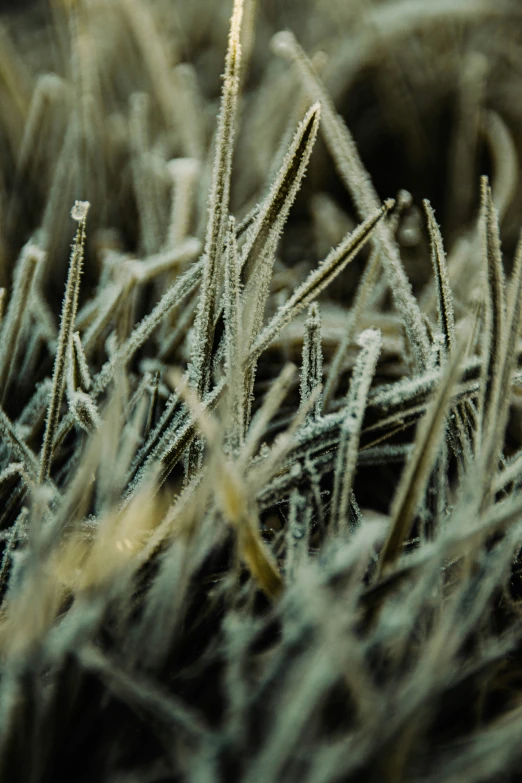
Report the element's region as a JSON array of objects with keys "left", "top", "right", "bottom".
[{"left": 1, "top": 1, "right": 522, "bottom": 780}]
